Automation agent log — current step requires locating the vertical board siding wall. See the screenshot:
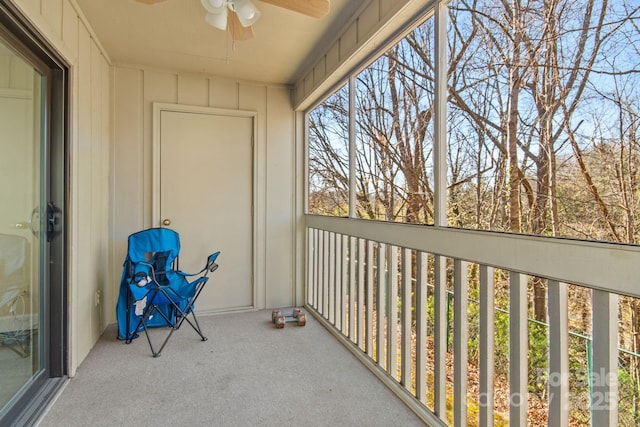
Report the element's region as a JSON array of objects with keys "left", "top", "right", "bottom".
[
  {"left": 293, "top": 0, "right": 431, "bottom": 109},
  {"left": 113, "top": 66, "right": 296, "bottom": 312},
  {"left": 11, "top": 0, "right": 112, "bottom": 374},
  {"left": 12, "top": 0, "right": 298, "bottom": 375}
]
